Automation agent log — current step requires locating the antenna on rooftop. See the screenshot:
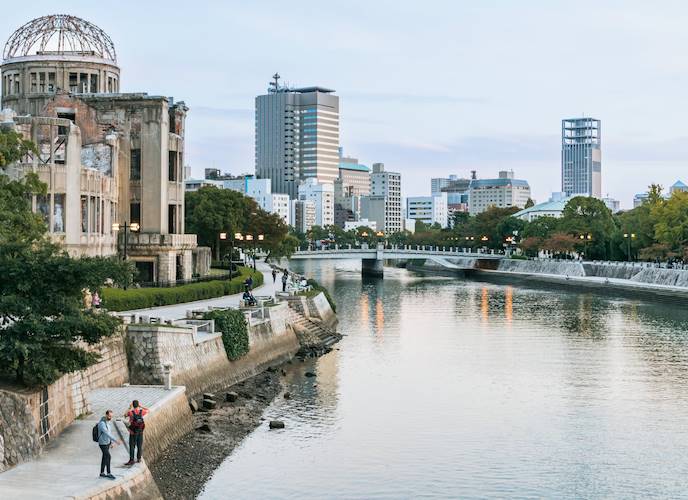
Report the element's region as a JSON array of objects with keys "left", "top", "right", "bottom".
[{"left": 269, "top": 73, "right": 281, "bottom": 93}]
